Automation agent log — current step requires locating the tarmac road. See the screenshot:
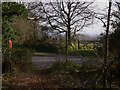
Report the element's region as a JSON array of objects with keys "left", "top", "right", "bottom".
[{"left": 32, "top": 55, "right": 83, "bottom": 69}]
